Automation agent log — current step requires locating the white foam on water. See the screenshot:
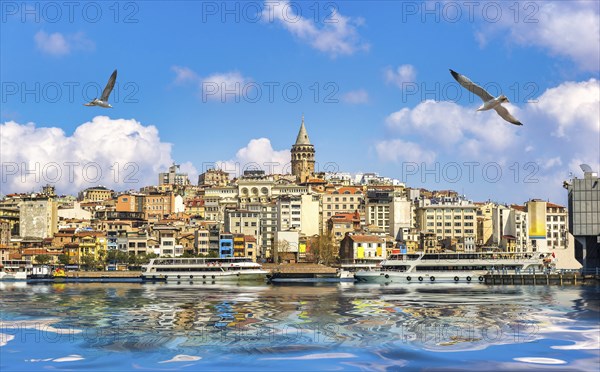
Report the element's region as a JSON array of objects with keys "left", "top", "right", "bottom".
[
  {"left": 513, "top": 357, "right": 567, "bottom": 365},
  {"left": 52, "top": 354, "right": 85, "bottom": 362},
  {"left": 158, "top": 354, "right": 202, "bottom": 363},
  {"left": 261, "top": 353, "right": 357, "bottom": 361}
]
